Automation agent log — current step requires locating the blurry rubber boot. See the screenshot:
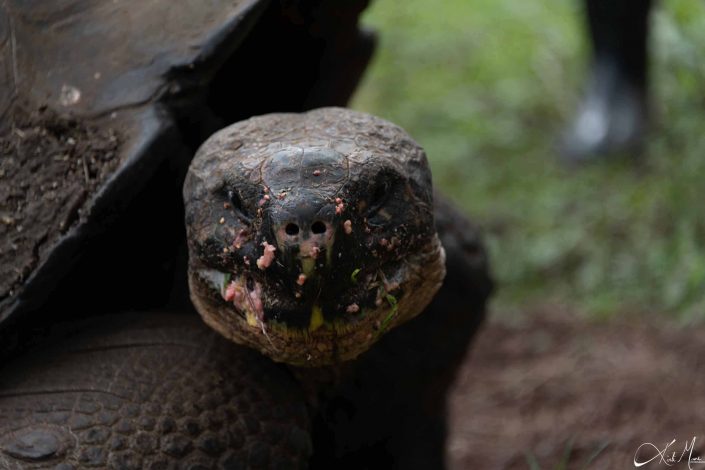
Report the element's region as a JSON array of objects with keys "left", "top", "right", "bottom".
[{"left": 561, "top": 58, "right": 648, "bottom": 163}]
